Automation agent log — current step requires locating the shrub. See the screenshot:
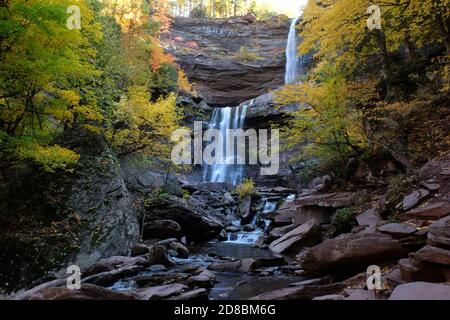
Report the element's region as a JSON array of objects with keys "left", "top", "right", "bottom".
[
  {"left": 235, "top": 178, "right": 256, "bottom": 199},
  {"left": 327, "top": 207, "right": 357, "bottom": 238},
  {"left": 236, "top": 47, "right": 263, "bottom": 62}
]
